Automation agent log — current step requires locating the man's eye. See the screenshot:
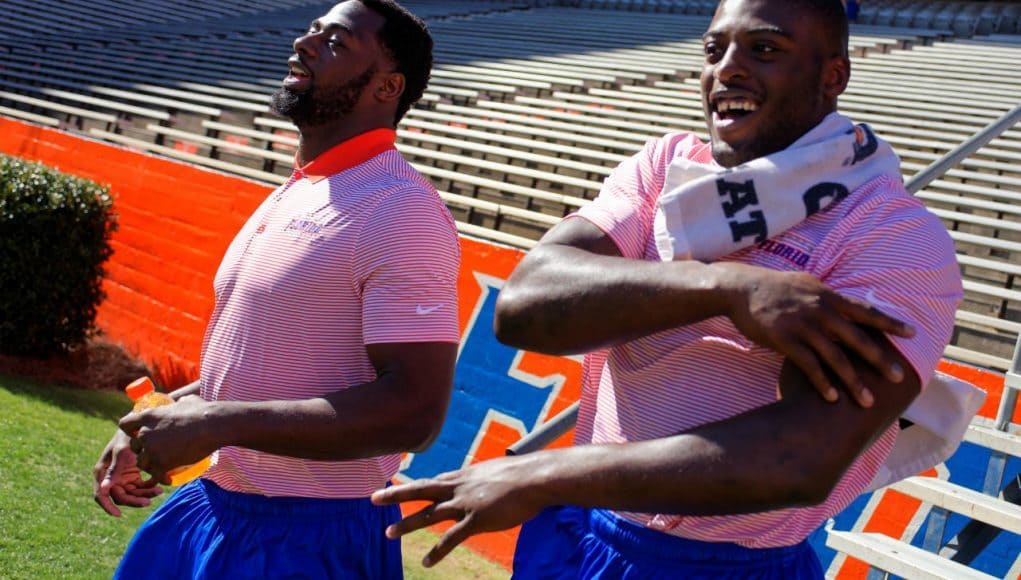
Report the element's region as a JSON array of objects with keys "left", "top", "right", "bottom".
[
  {"left": 755, "top": 43, "right": 777, "bottom": 53},
  {"left": 704, "top": 44, "right": 721, "bottom": 57}
]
